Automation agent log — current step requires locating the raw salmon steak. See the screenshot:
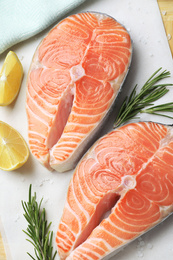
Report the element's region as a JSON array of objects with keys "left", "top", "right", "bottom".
[
  {"left": 26, "top": 12, "right": 132, "bottom": 172},
  {"left": 56, "top": 121, "right": 173, "bottom": 260}
]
